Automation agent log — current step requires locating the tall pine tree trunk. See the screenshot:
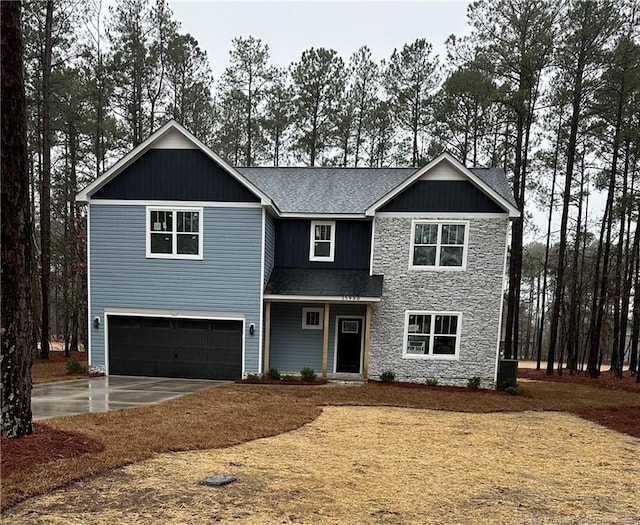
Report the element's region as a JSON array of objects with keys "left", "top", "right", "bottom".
[
  {"left": 39, "top": 0, "right": 53, "bottom": 360},
  {"left": 1, "top": 0, "right": 35, "bottom": 438}
]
